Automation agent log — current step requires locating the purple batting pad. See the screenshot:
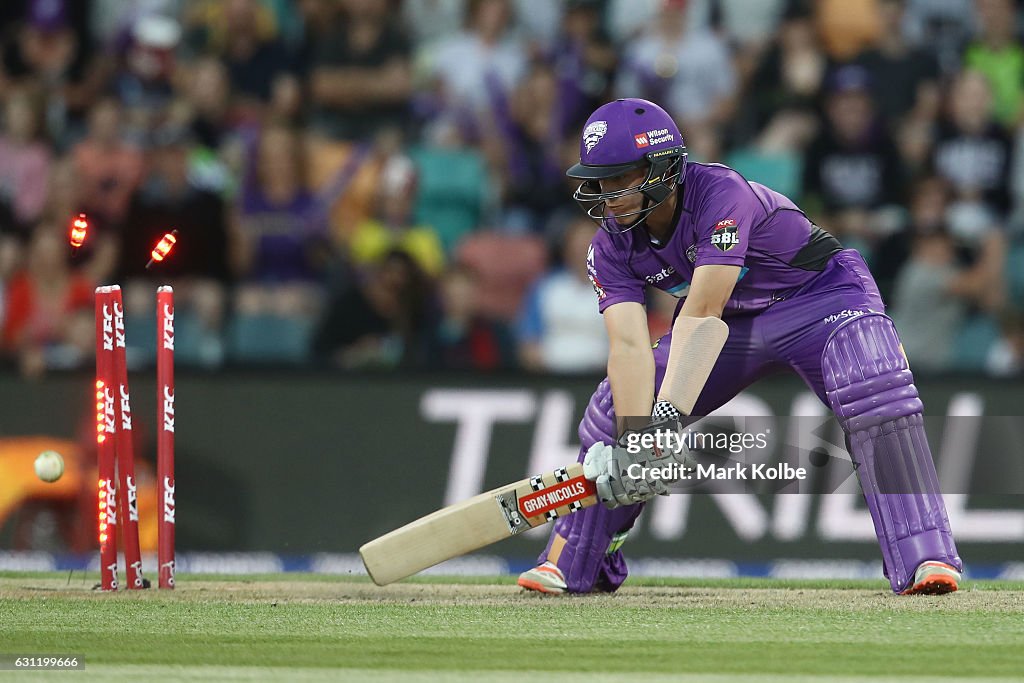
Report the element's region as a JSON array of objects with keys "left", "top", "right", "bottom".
[
  {"left": 822, "top": 313, "right": 961, "bottom": 592},
  {"left": 539, "top": 378, "right": 641, "bottom": 592}
]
